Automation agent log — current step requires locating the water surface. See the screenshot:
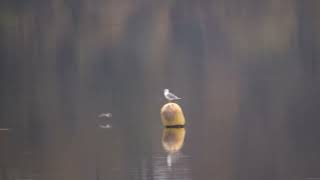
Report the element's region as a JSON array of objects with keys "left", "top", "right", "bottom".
[{"left": 1, "top": 1, "right": 320, "bottom": 180}]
